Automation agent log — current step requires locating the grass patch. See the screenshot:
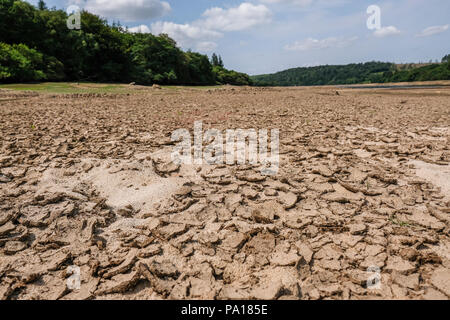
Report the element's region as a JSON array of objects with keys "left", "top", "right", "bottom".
[
  {"left": 162, "top": 85, "right": 224, "bottom": 91},
  {"left": 0, "top": 82, "right": 225, "bottom": 94},
  {"left": 0, "top": 82, "right": 139, "bottom": 94},
  {"left": 389, "top": 215, "right": 413, "bottom": 227}
]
